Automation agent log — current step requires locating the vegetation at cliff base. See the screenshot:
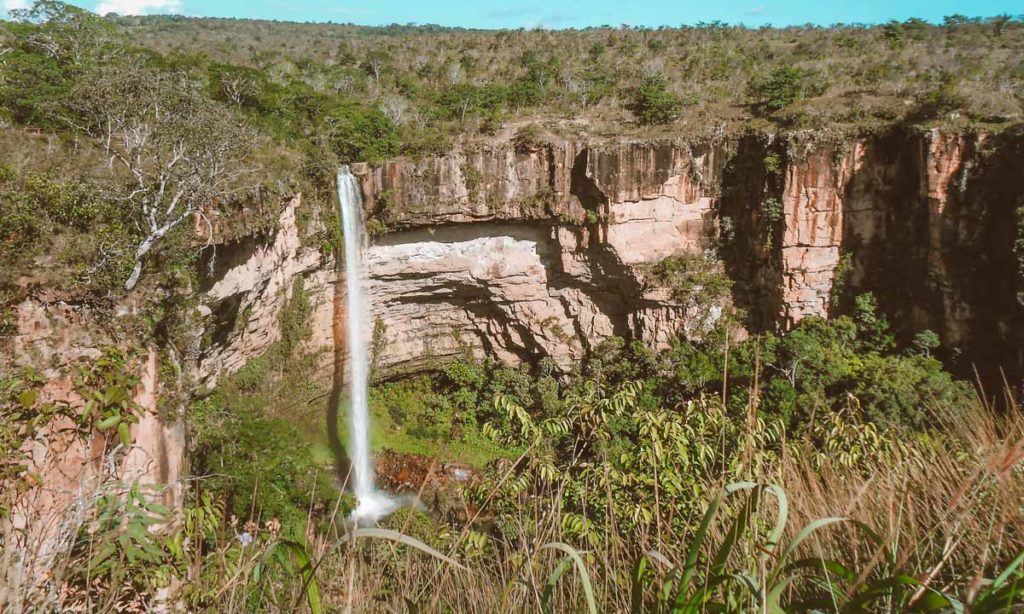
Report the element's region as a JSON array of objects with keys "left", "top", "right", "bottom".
[
  {"left": 64, "top": 288, "right": 1000, "bottom": 611},
  {"left": 9, "top": 292, "right": 1023, "bottom": 611}
]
